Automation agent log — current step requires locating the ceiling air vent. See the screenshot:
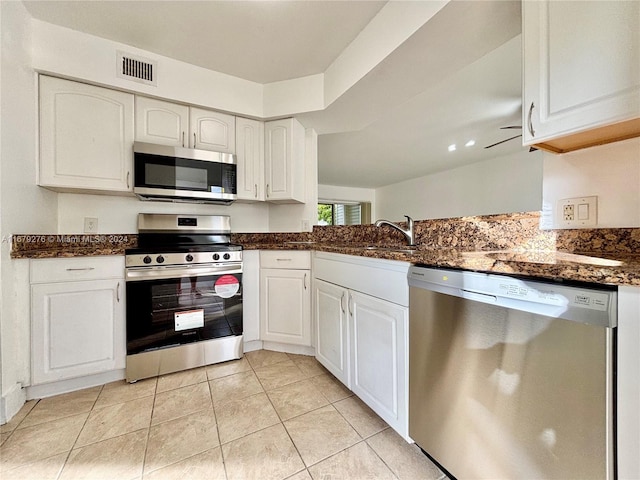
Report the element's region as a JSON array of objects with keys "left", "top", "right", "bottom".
[{"left": 116, "top": 51, "right": 157, "bottom": 86}]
